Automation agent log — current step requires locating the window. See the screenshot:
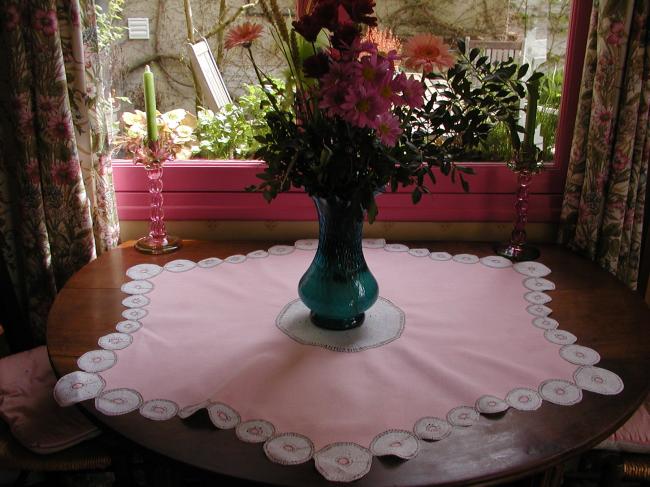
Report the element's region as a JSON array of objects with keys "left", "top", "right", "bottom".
[{"left": 111, "top": 0, "right": 591, "bottom": 223}]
